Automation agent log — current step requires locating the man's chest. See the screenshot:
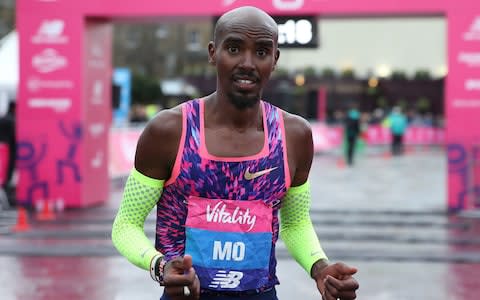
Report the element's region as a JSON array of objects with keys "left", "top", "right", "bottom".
[{"left": 204, "top": 127, "right": 265, "bottom": 157}]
